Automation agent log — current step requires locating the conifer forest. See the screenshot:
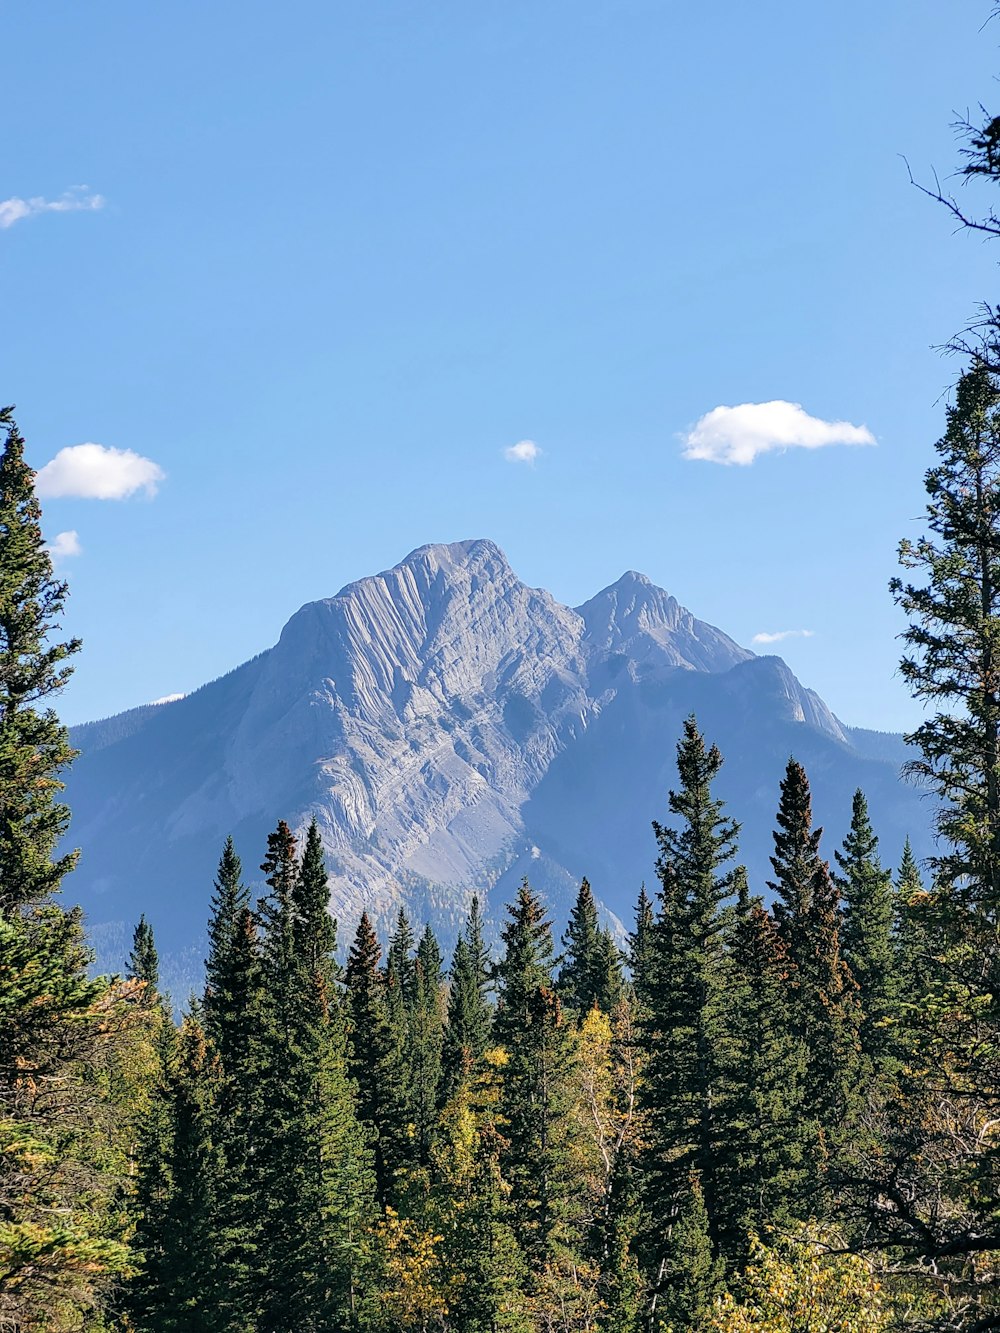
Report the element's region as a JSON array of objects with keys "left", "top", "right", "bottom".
[{"left": 15, "top": 23, "right": 1000, "bottom": 1333}]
